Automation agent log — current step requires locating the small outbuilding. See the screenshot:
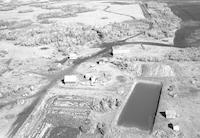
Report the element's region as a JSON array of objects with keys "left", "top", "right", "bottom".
[{"left": 63, "top": 75, "right": 78, "bottom": 83}]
